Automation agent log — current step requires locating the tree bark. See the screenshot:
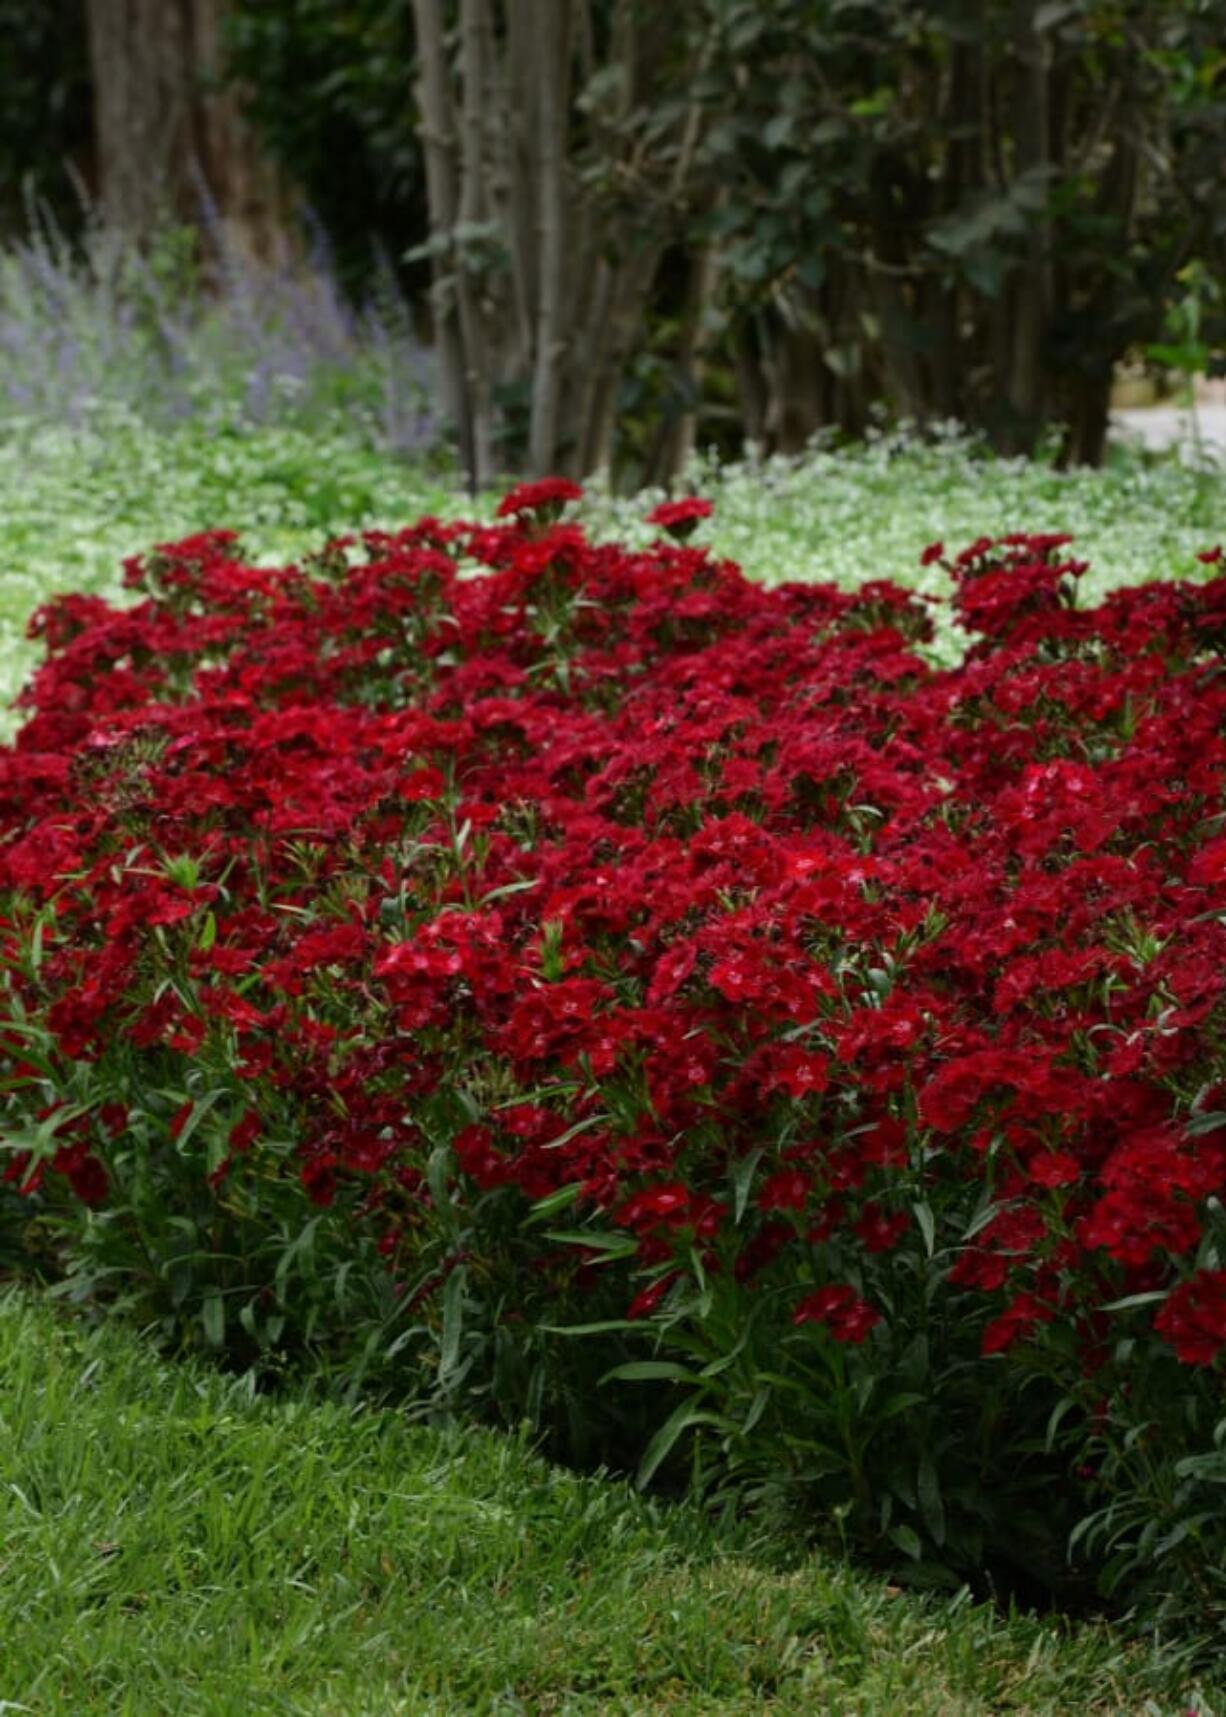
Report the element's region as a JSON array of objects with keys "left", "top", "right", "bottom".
[
  {"left": 86, "top": 0, "right": 193, "bottom": 240},
  {"left": 528, "top": 0, "right": 573, "bottom": 476},
  {"left": 455, "top": 0, "right": 495, "bottom": 485},
  {"left": 189, "top": 0, "right": 298, "bottom": 267},
  {"left": 653, "top": 241, "right": 719, "bottom": 482},
  {"left": 85, "top": 0, "right": 295, "bottom": 262},
  {"left": 409, "top": 0, "right": 706, "bottom": 485},
  {"left": 411, "top": 0, "right": 476, "bottom": 484},
  {"left": 1002, "top": 0, "right": 1051, "bottom": 453}
]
